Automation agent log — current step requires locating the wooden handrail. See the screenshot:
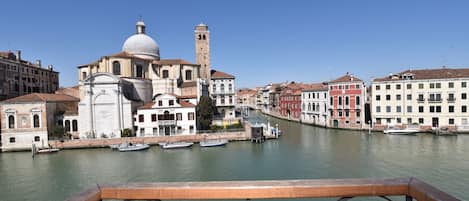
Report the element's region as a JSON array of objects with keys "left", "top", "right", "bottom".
[{"left": 66, "top": 177, "right": 460, "bottom": 201}]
